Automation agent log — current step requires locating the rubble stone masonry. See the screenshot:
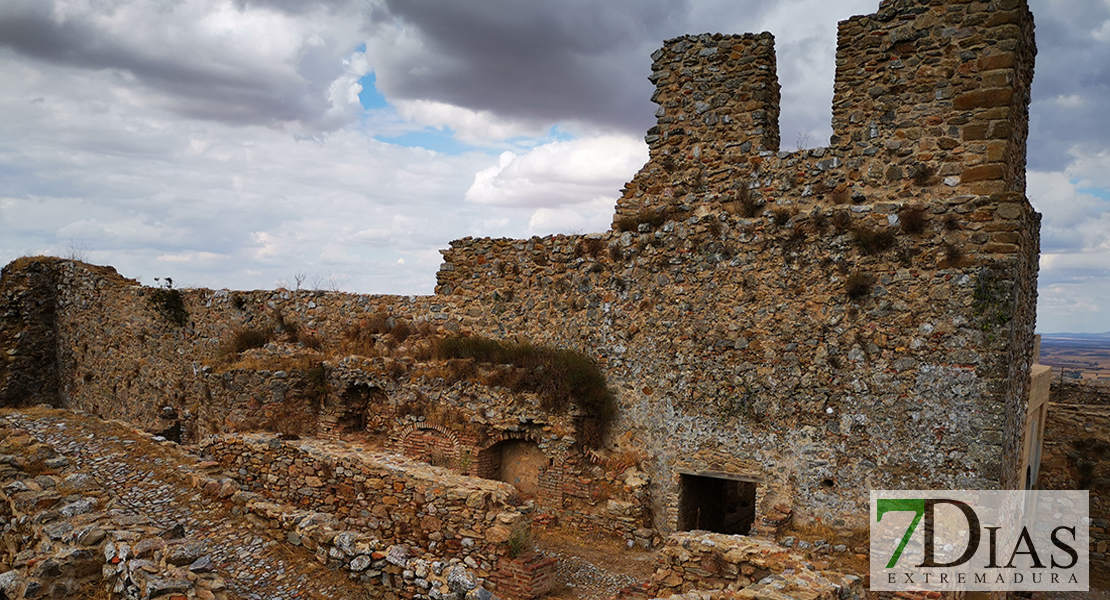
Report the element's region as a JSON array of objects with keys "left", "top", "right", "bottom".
[{"left": 0, "top": 0, "right": 1041, "bottom": 538}]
